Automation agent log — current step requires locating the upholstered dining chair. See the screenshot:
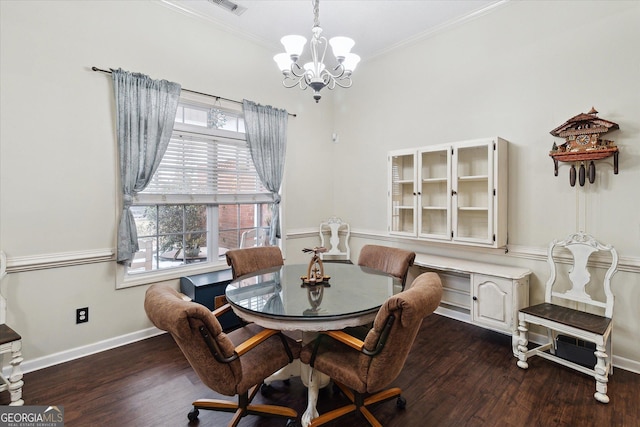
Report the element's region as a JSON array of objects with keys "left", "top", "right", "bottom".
[
  {"left": 300, "top": 272, "right": 443, "bottom": 426},
  {"left": 357, "top": 245, "right": 416, "bottom": 289},
  {"left": 144, "top": 284, "right": 301, "bottom": 427},
  {"left": 226, "top": 246, "right": 285, "bottom": 279}
]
